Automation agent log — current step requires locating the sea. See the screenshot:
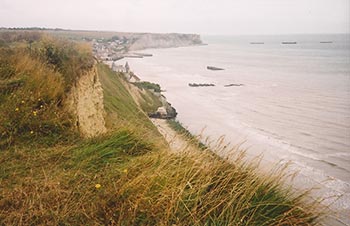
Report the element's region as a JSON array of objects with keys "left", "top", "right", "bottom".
[{"left": 117, "top": 34, "right": 350, "bottom": 224}]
